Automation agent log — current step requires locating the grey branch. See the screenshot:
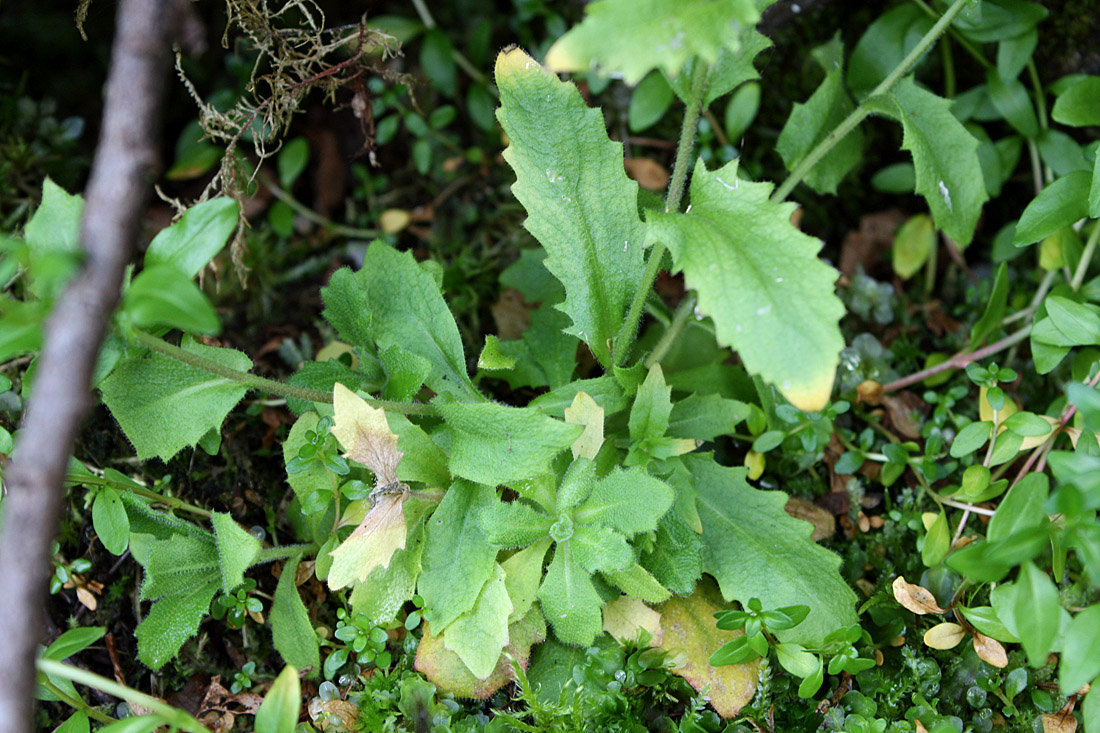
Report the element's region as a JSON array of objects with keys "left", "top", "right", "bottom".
[{"left": 0, "top": 0, "right": 181, "bottom": 730}]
